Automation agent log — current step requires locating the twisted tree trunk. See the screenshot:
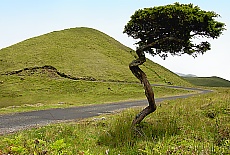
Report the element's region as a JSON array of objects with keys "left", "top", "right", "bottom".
[{"left": 130, "top": 50, "right": 157, "bottom": 126}]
